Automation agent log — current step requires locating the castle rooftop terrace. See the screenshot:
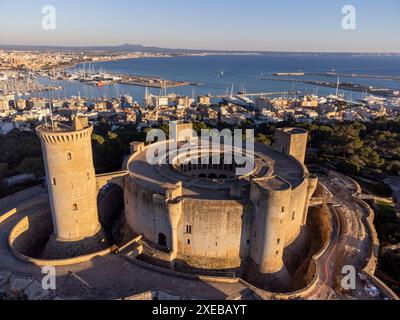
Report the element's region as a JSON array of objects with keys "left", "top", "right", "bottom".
[
  {"left": 127, "top": 141, "right": 306, "bottom": 200},
  {"left": 36, "top": 117, "right": 91, "bottom": 134}
]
